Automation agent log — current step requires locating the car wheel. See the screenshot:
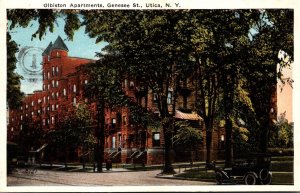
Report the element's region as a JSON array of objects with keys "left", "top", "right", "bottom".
[
  {"left": 259, "top": 169, "right": 269, "bottom": 181},
  {"left": 244, "top": 173, "right": 257, "bottom": 185},
  {"left": 216, "top": 171, "right": 223, "bottom": 185},
  {"left": 260, "top": 172, "right": 272, "bottom": 185}
]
